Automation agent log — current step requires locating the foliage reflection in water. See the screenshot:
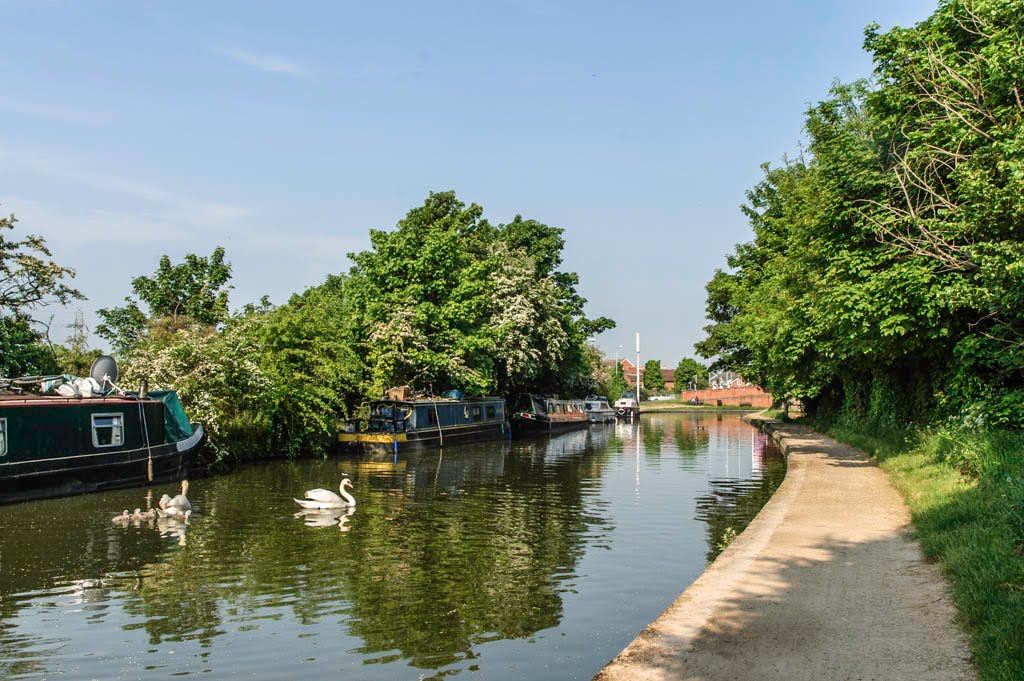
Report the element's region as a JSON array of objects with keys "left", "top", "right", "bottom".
[{"left": 0, "top": 412, "right": 784, "bottom": 680}]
